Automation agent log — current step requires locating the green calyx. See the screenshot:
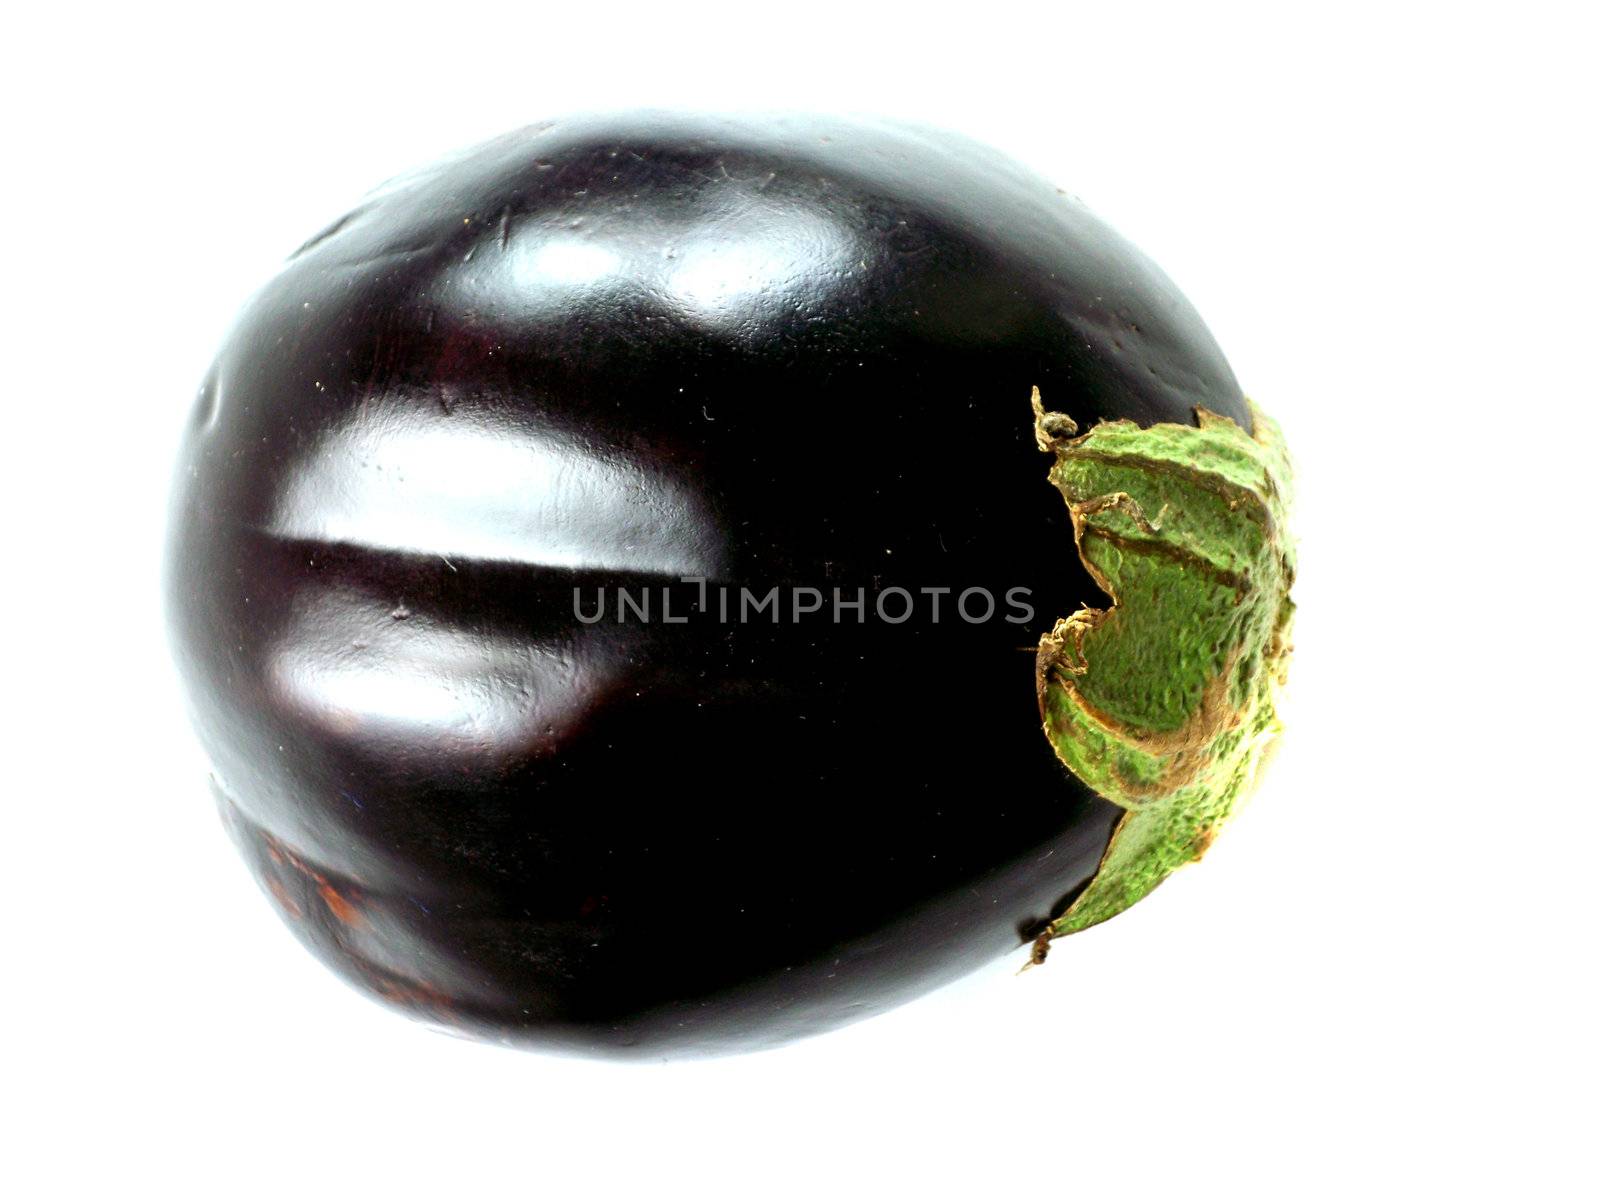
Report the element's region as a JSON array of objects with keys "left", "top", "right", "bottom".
[{"left": 1030, "top": 387, "right": 1296, "bottom": 950}]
